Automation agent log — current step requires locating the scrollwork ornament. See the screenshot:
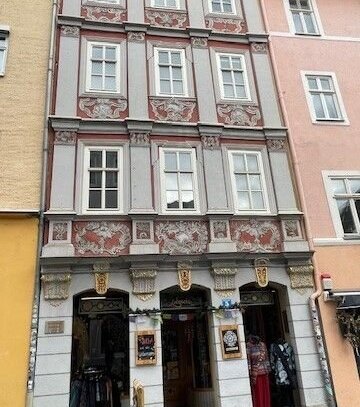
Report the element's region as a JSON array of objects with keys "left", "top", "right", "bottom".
[
  {"left": 251, "top": 43, "right": 268, "bottom": 54},
  {"left": 145, "top": 9, "right": 187, "bottom": 29},
  {"left": 130, "top": 269, "right": 157, "bottom": 301},
  {"left": 79, "top": 98, "right": 127, "bottom": 119},
  {"left": 95, "top": 273, "right": 109, "bottom": 295},
  {"left": 41, "top": 273, "right": 71, "bottom": 305},
  {"left": 211, "top": 267, "right": 237, "bottom": 296},
  {"left": 178, "top": 262, "right": 192, "bottom": 291},
  {"left": 287, "top": 265, "right": 314, "bottom": 293},
  {"left": 54, "top": 131, "right": 76, "bottom": 145},
  {"left": 150, "top": 98, "right": 196, "bottom": 122},
  {"left": 254, "top": 258, "right": 269, "bottom": 288},
  {"left": 201, "top": 135, "right": 220, "bottom": 150},
  {"left": 267, "top": 138, "right": 286, "bottom": 151},
  {"left": 61, "top": 25, "right": 80, "bottom": 37},
  {"left": 191, "top": 37, "right": 208, "bottom": 48},
  {"left": 130, "top": 132, "right": 150, "bottom": 146},
  {"left": 217, "top": 104, "right": 261, "bottom": 126},
  {"left": 127, "top": 32, "right": 146, "bottom": 42}
]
